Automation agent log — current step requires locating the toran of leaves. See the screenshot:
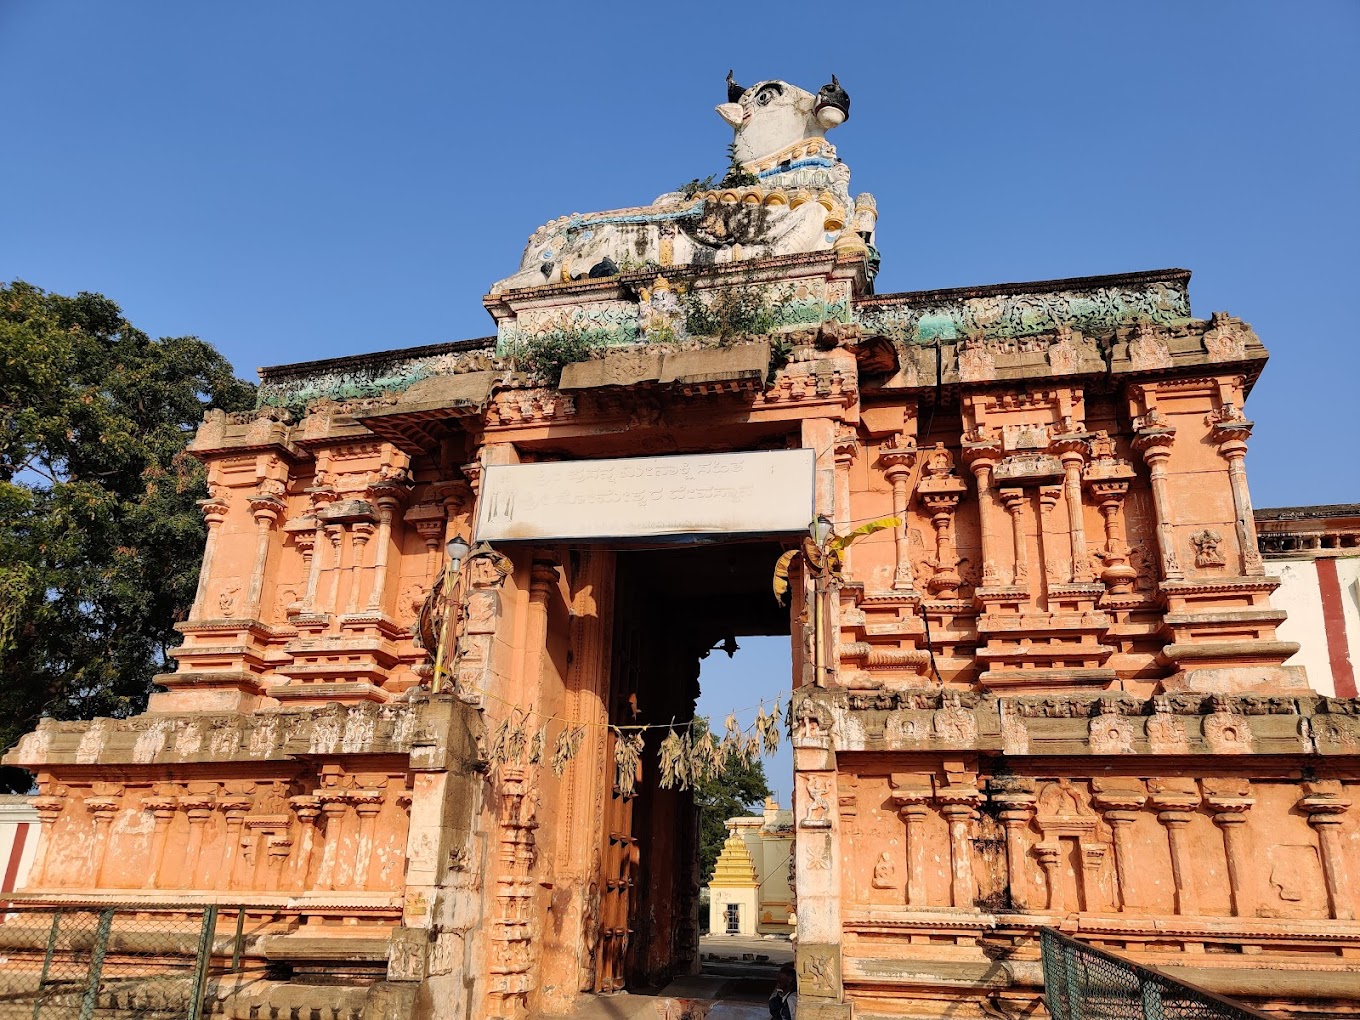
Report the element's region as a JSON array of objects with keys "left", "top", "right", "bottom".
[{"left": 481, "top": 699, "right": 786, "bottom": 796}]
